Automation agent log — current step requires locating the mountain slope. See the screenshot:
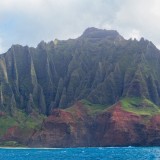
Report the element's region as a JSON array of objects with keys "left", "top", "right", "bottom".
[
  {"left": 1, "top": 27, "right": 160, "bottom": 147},
  {"left": 0, "top": 27, "right": 160, "bottom": 116},
  {"left": 2, "top": 99, "right": 160, "bottom": 147}
]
